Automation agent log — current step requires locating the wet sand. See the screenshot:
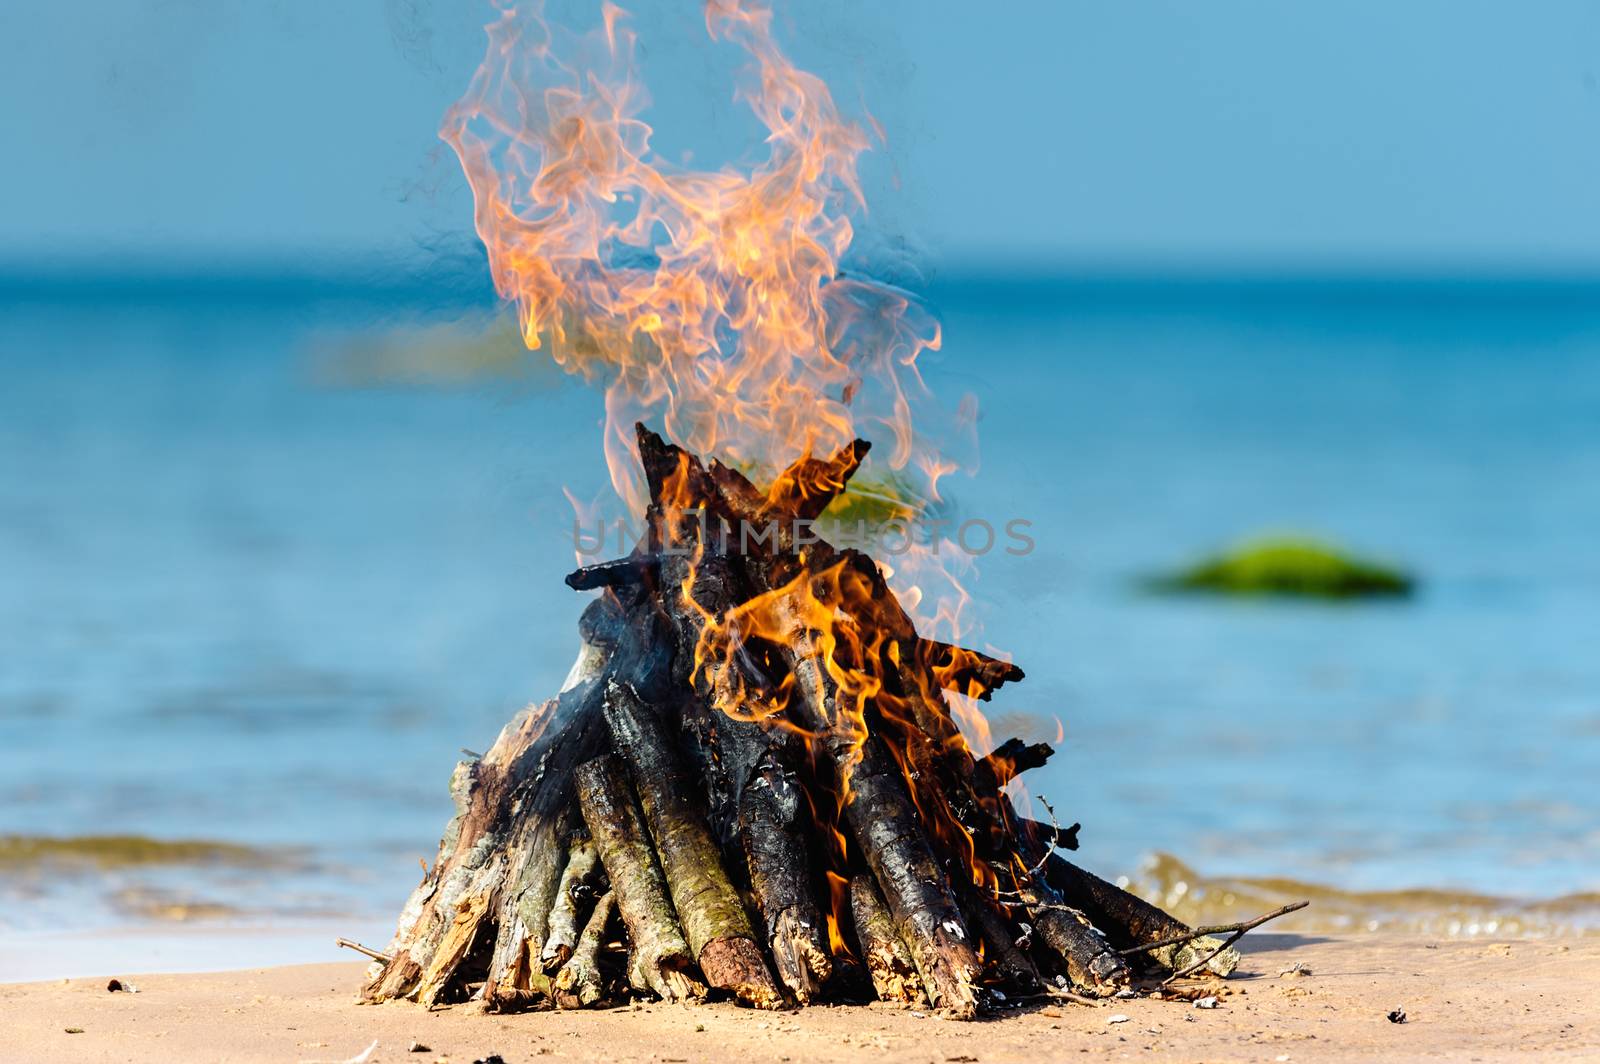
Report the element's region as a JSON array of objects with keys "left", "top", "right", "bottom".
[{"left": 2, "top": 934, "right": 1595, "bottom": 1062}]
